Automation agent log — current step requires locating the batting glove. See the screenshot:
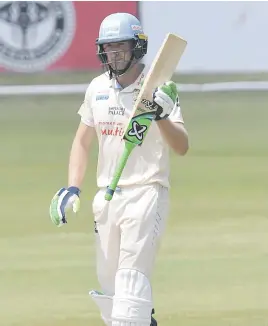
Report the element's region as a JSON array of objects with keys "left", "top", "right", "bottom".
[
  {"left": 153, "top": 81, "right": 178, "bottom": 120},
  {"left": 49, "top": 186, "right": 81, "bottom": 227}
]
